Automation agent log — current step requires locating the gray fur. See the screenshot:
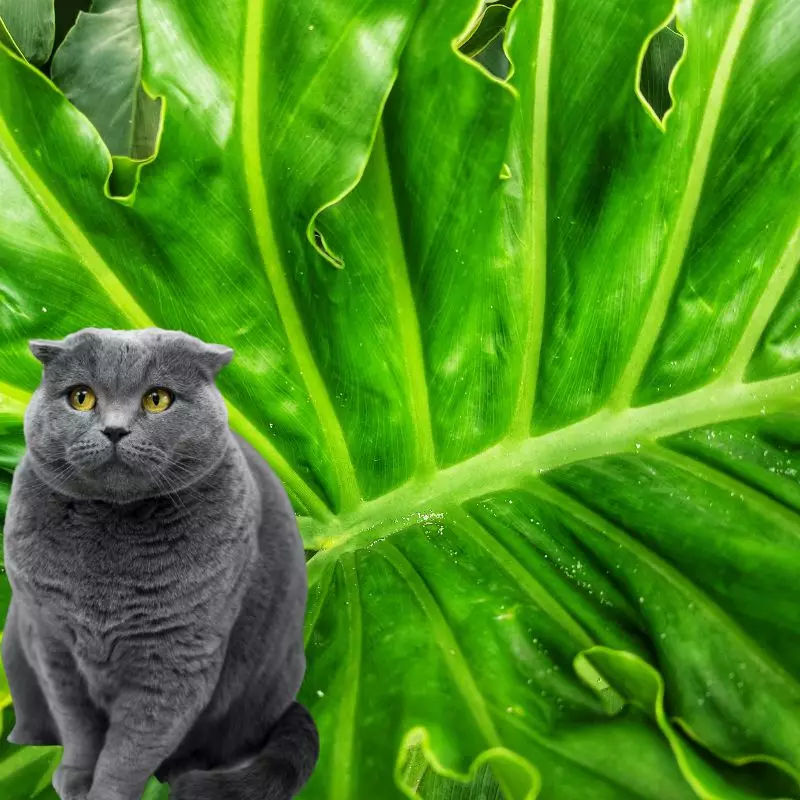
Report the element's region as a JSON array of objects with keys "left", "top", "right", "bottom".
[{"left": 1, "top": 327, "right": 319, "bottom": 800}]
